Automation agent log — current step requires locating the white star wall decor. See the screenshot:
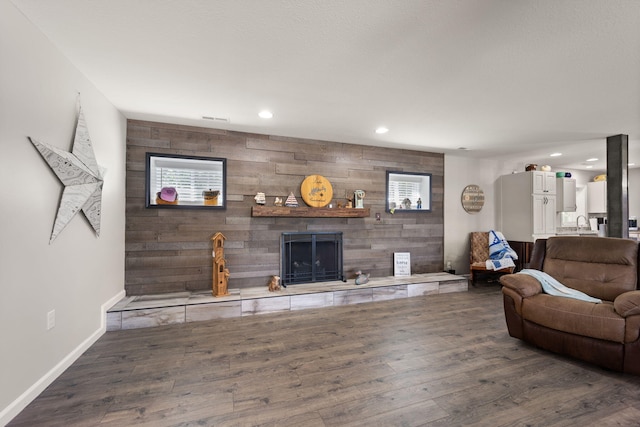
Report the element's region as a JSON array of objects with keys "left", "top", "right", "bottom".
[{"left": 29, "top": 107, "right": 105, "bottom": 243}]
